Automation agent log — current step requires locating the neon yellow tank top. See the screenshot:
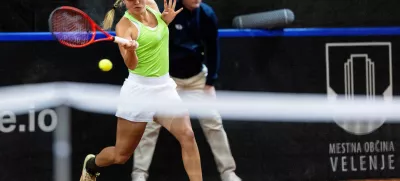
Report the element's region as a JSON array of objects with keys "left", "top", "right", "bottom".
[{"left": 123, "top": 6, "right": 169, "bottom": 77}]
